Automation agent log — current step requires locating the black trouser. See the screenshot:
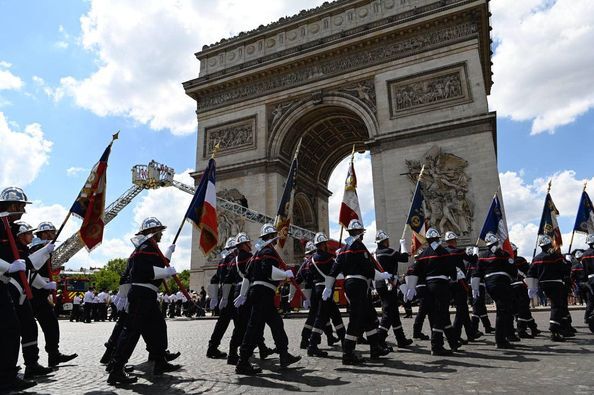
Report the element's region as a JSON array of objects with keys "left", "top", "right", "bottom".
[
  {"left": 0, "top": 282, "right": 20, "bottom": 389},
  {"left": 161, "top": 302, "right": 168, "bottom": 317},
  {"left": 301, "top": 288, "right": 318, "bottom": 343},
  {"left": 413, "top": 285, "right": 431, "bottom": 335},
  {"left": 377, "top": 285, "right": 406, "bottom": 342},
  {"left": 328, "top": 297, "right": 346, "bottom": 339},
  {"left": 105, "top": 310, "right": 165, "bottom": 361},
  {"left": 343, "top": 278, "right": 379, "bottom": 355},
  {"left": 485, "top": 277, "right": 514, "bottom": 345},
  {"left": 83, "top": 303, "right": 92, "bottom": 323},
  {"left": 168, "top": 302, "right": 176, "bottom": 318},
  {"left": 239, "top": 285, "right": 288, "bottom": 361},
  {"left": 425, "top": 280, "right": 454, "bottom": 350},
  {"left": 208, "top": 296, "right": 234, "bottom": 349},
  {"left": 31, "top": 296, "right": 60, "bottom": 357},
  {"left": 70, "top": 304, "right": 81, "bottom": 321},
  {"left": 512, "top": 283, "right": 535, "bottom": 332},
  {"left": 310, "top": 285, "right": 333, "bottom": 347},
  {"left": 541, "top": 282, "right": 570, "bottom": 333},
  {"left": 585, "top": 280, "right": 594, "bottom": 323},
  {"left": 229, "top": 287, "right": 269, "bottom": 358},
  {"left": 9, "top": 285, "right": 39, "bottom": 366},
  {"left": 451, "top": 282, "right": 475, "bottom": 340},
  {"left": 471, "top": 285, "right": 492, "bottom": 332},
  {"left": 112, "top": 287, "right": 167, "bottom": 370}
]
